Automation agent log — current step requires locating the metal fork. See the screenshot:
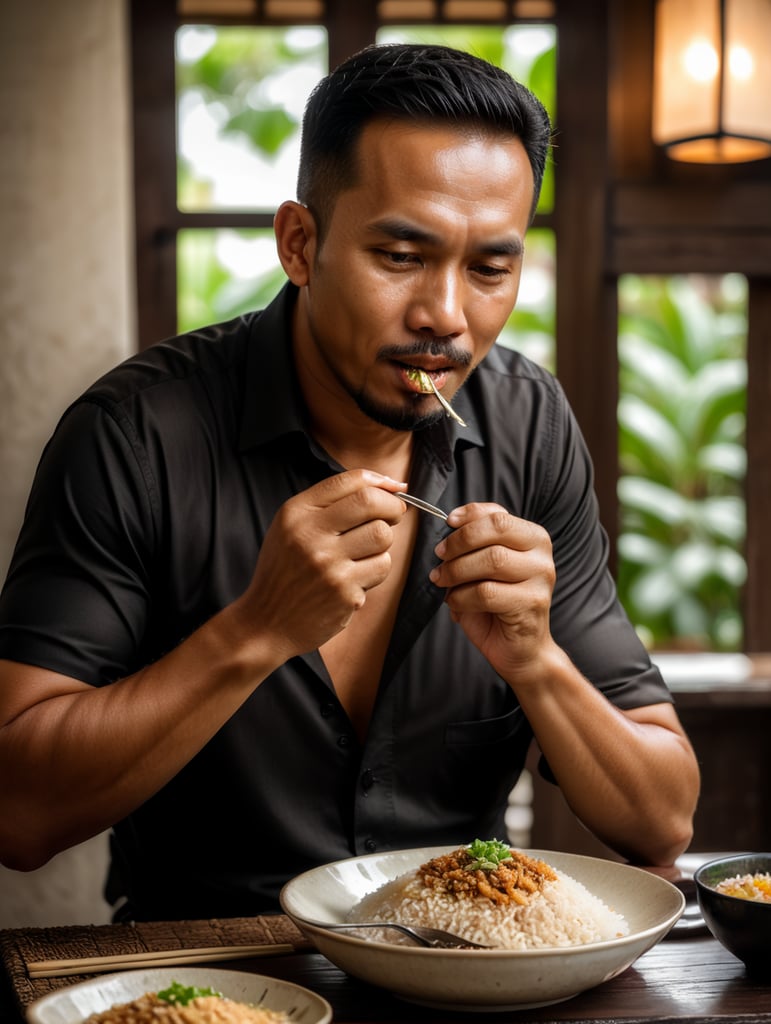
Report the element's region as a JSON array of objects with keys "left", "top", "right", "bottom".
[
  {"left": 313, "top": 920, "right": 489, "bottom": 949},
  {"left": 396, "top": 491, "right": 449, "bottom": 522}
]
